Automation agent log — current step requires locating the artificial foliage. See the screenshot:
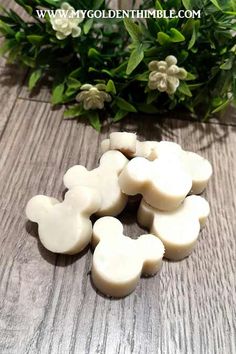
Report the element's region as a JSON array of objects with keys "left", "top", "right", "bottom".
[{"left": 0, "top": 0, "right": 235, "bottom": 130}]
